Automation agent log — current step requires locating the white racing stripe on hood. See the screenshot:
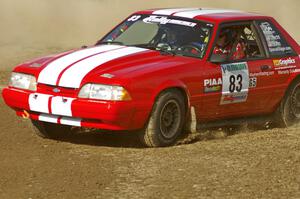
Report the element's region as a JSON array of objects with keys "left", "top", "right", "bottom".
[
  {"left": 58, "top": 47, "right": 148, "bottom": 88},
  {"left": 152, "top": 8, "right": 198, "bottom": 15},
  {"left": 173, "top": 9, "right": 242, "bottom": 18},
  {"left": 37, "top": 45, "right": 121, "bottom": 86}
]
